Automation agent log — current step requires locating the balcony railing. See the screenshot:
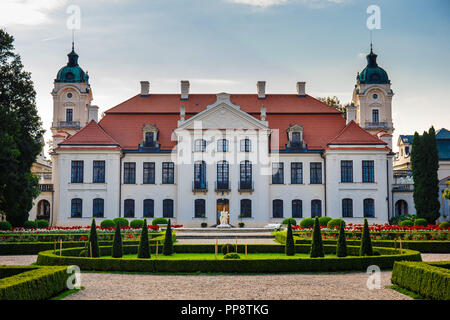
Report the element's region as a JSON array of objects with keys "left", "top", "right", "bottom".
[
  {"left": 392, "top": 184, "right": 413, "bottom": 192},
  {"left": 192, "top": 181, "right": 208, "bottom": 191},
  {"left": 238, "top": 180, "right": 254, "bottom": 191},
  {"left": 39, "top": 184, "right": 54, "bottom": 192},
  {"left": 215, "top": 181, "right": 230, "bottom": 191},
  {"left": 364, "top": 122, "right": 391, "bottom": 129},
  {"left": 393, "top": 170, "right": 412, "bottom": 178},
  {"left": 58, "top": 121, "right": 80, "bottom": 129}
]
